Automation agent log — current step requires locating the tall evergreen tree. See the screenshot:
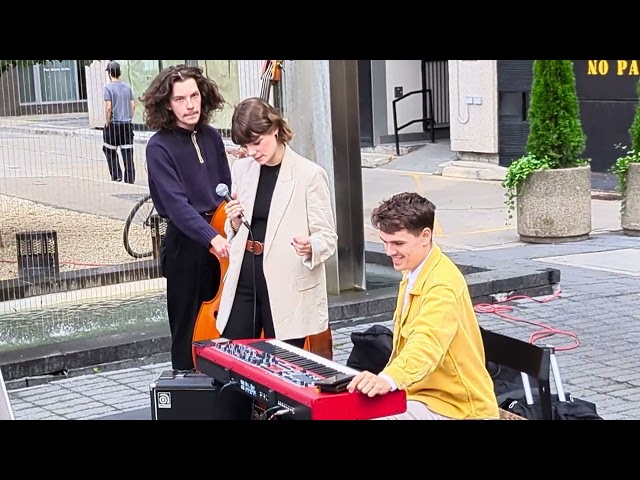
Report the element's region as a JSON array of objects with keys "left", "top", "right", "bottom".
[{"left": 525, "top": 60, "right": 586, "bottom": 168}]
